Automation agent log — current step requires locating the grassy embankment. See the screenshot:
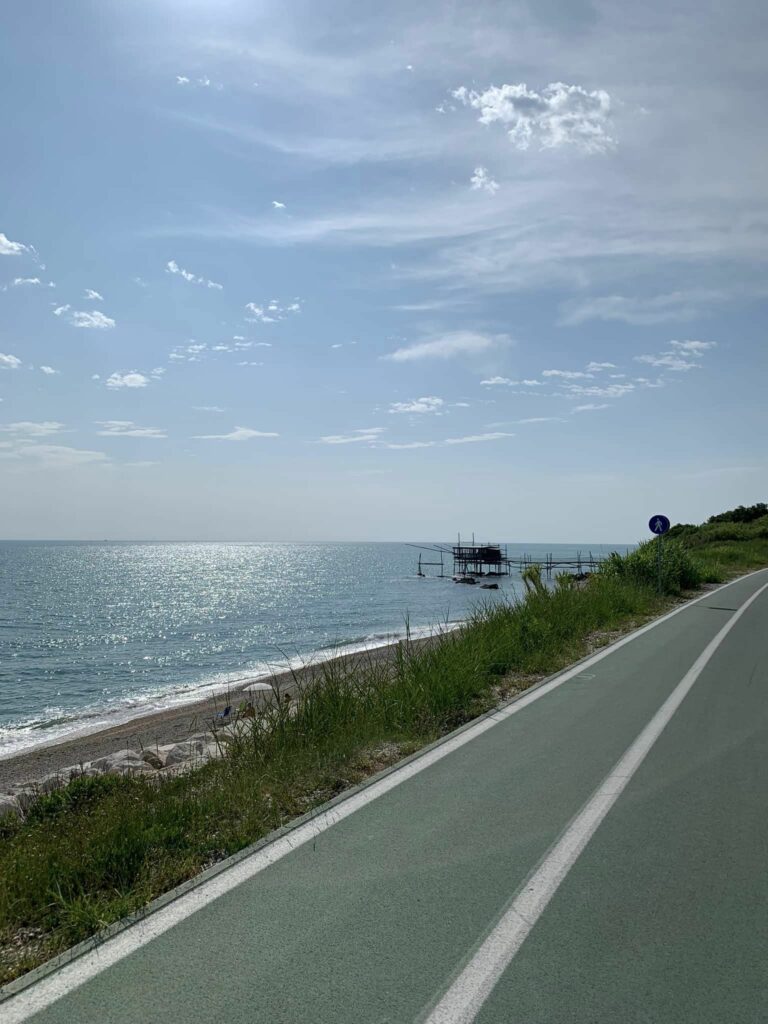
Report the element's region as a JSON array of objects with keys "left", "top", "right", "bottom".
[{"left": 1, "top": 509, "right": 767, "bottom": 984}]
